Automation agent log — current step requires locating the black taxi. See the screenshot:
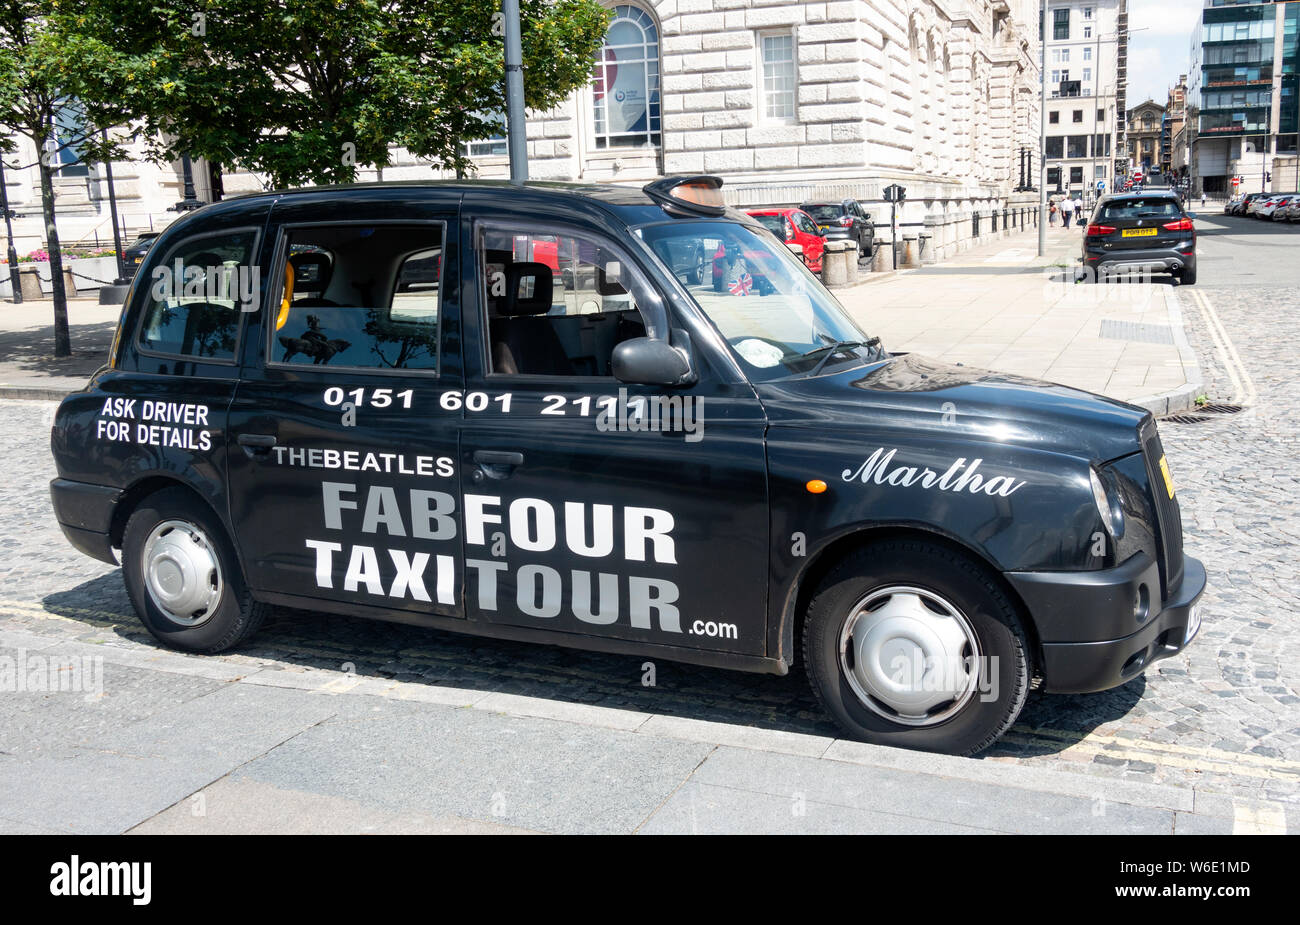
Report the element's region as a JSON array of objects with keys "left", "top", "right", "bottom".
[{"left": 49, "top": 176, "right": 1205, "bottom": 755}]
